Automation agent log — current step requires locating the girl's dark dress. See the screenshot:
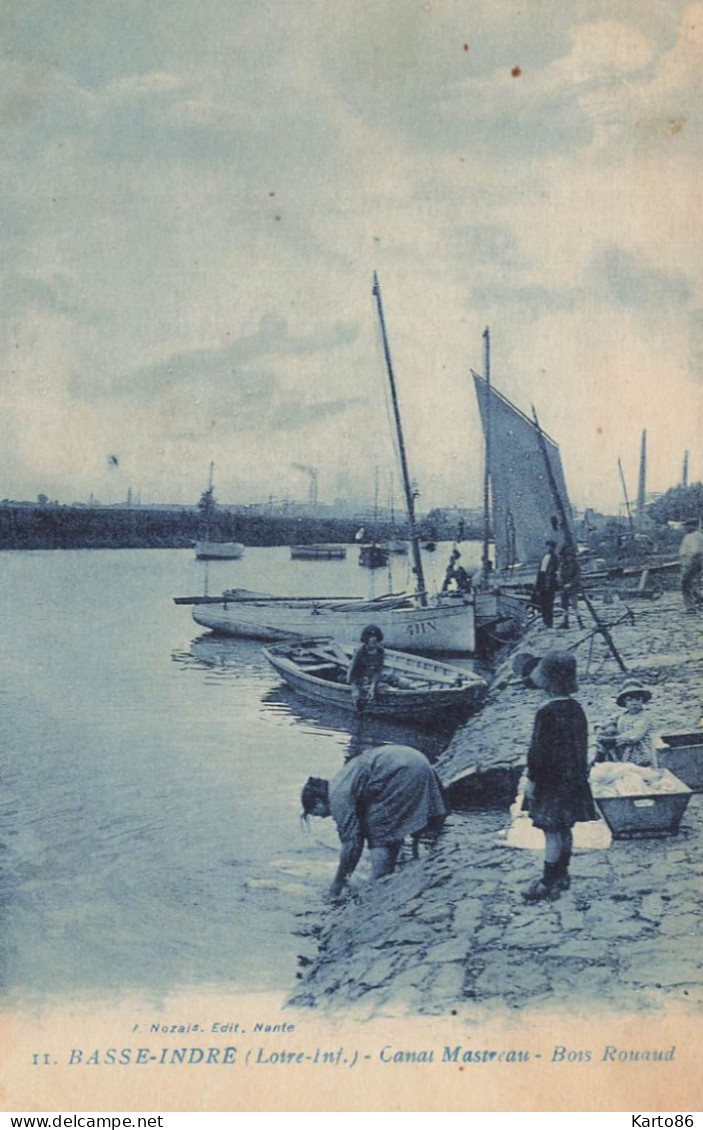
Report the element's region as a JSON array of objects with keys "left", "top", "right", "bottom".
[{"left": 526, "top": 697, "right": 598, "bottom": 831}]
